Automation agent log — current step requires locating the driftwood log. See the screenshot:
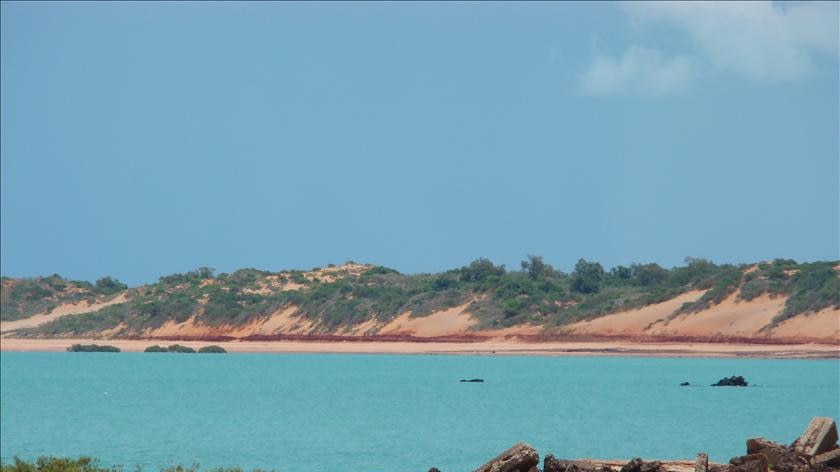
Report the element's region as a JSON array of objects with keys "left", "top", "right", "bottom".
[
  {"left": 473, "top": 442, "right": 540, "bottom": 472},
  {"left": 729, "top": 454, "right": 768, "bottom": 472},
  {"left": 544, "top": 455, "right": 615, "bottom": 472},
  {"left": 792, "top": 417, "right": 839, "bottom": 457},
  {"left": 695, "top": 453, "right": 708, "bottom": 472},
  {"left": 813, "top": 448, "right": 840, "bottom": 467}
]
